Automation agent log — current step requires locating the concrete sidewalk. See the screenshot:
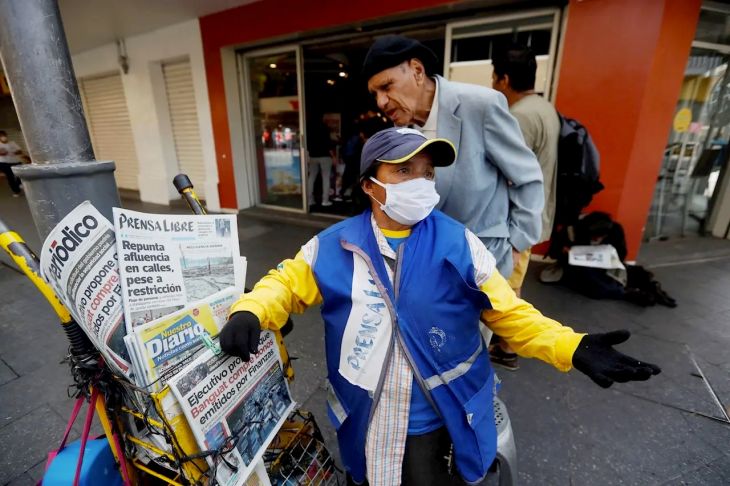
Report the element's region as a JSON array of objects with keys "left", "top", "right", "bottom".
[{"left": 1, "top": 184, "right": 729, "bottom": 485}]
